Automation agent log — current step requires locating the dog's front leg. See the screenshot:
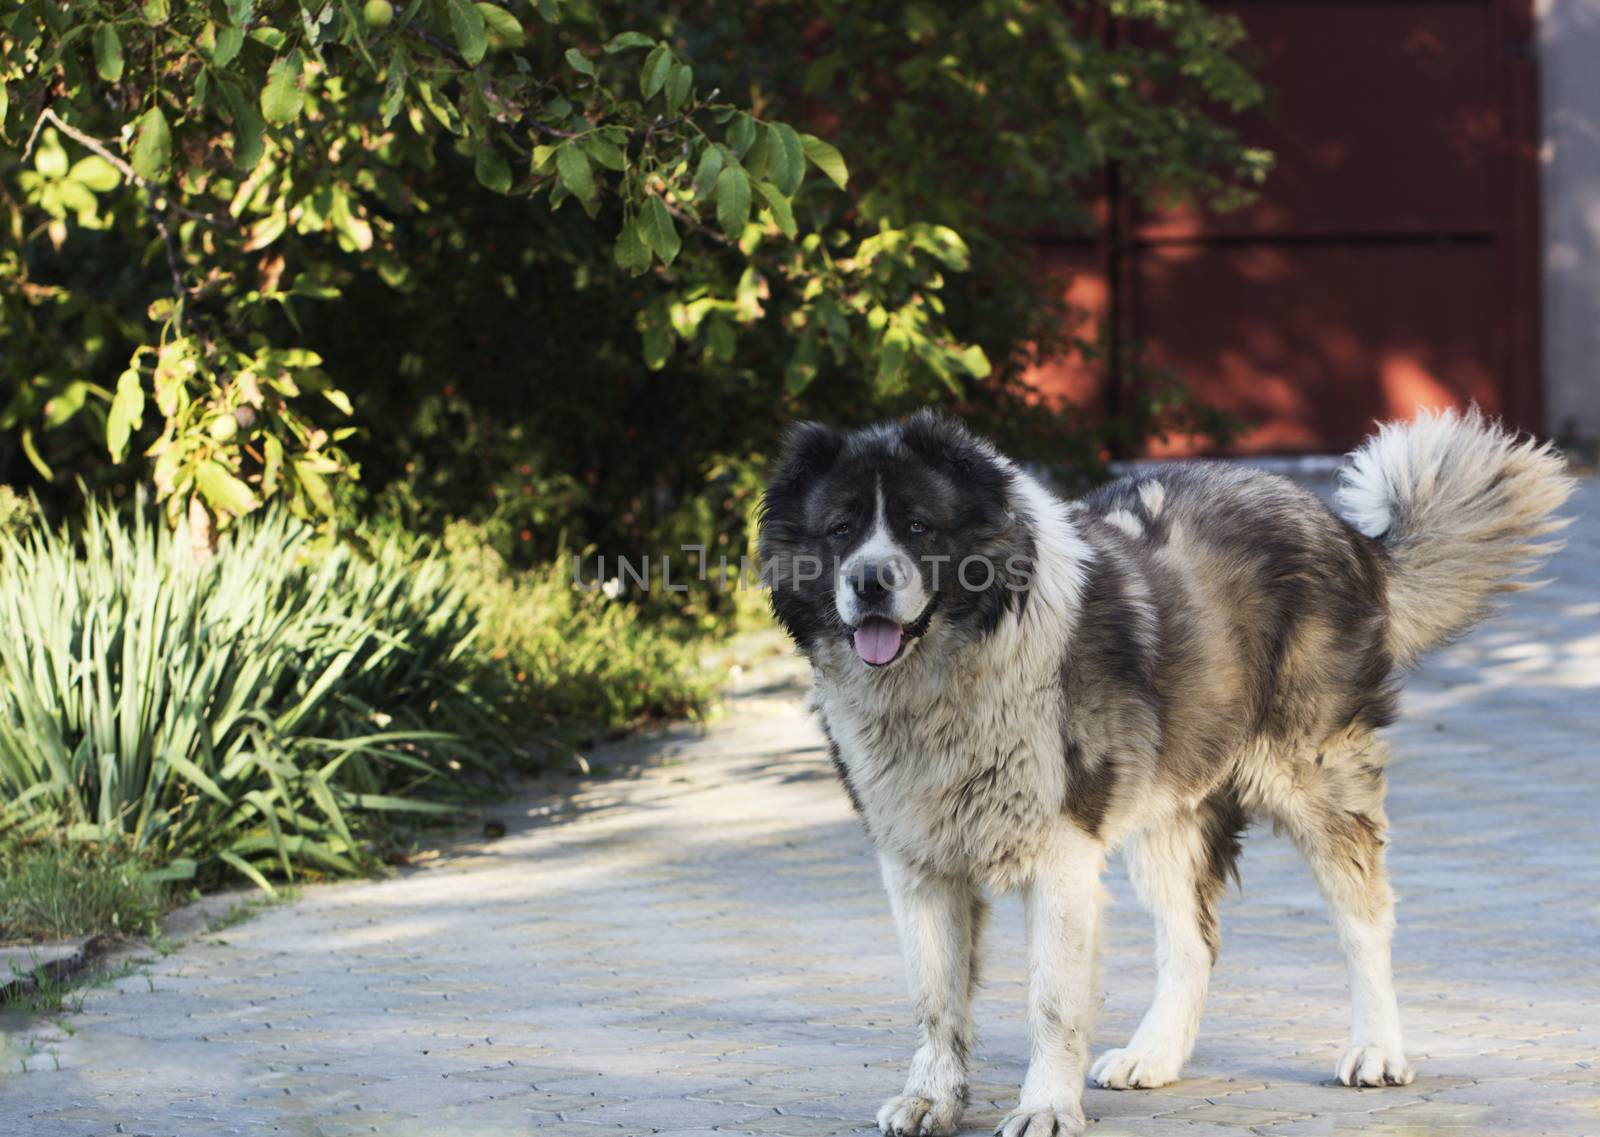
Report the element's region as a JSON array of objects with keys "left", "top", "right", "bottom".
[
  {"left": 877, "top": 854, "right": 985, "bottom": 1137},
  {"left": 999, "top": 826, "right": 1106, "bottom": 1137}
]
